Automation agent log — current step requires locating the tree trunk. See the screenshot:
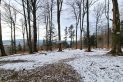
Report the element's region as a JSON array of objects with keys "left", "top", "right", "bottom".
[
  {"left": 86, "top": 0, "right": 91, "bottom": 52},
  {"left": 80, "top": 30, "right": 82, "bottom": 50},
  {"left": 80, "top": 14, "right": 85, "bottom": 50},
  {"left": 0, "top": 0, "right": 7, "bottom": 56},
  {"left": 45, "top": 16, "right": 49, "bottom": 51},
  {"left": 95, "top": 20, "right": 98, "bottom": 48},
  {"left": 80, "top": 0, "right": 85, "bottom": 50},
  {"left": 22, "top": 0, "right": 29, "bottom": 52},
  {"left": 22, "top": 21, "right": 26, "bottom": 52},
  {"left": 57, "top": 0, "right": 62, "bottom": 51},
  {"left": 33, "top": 7, "right": 37, "bottom": 52},
  {"left": 79, "top": 5, "right": 81, "bottom": 50},
  {"left": 75, "top": 22, "right": 78, "bottom": 49},
  {"left": 32, "top": 0, "right": 37, "bottom": 52},
  {"left": 13, "top": 22, "right": 16, "bottom": 54},
  {"left": 57, "top": 12, "right": 62, "bottom": 51},
  {"left": 109, "top": 0, "right": 122, "bottom": 55},
  {"left": 49, "top": 0, "right": 53, "bottom": 51},
  {"left": 107, "top": 0, "right": 110, "bottom": 48},
  {"left": 23, "top": 32, "right": 25, "bottom": 52},
  {"left": 10, "top": 20, "right": 13, "bottom": 54},
  {"left": 105, "top": 0, "right": 110, "bottom": 48},
  {"left": 27, "top": 0, "right": 33, "bottom": 54}
]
